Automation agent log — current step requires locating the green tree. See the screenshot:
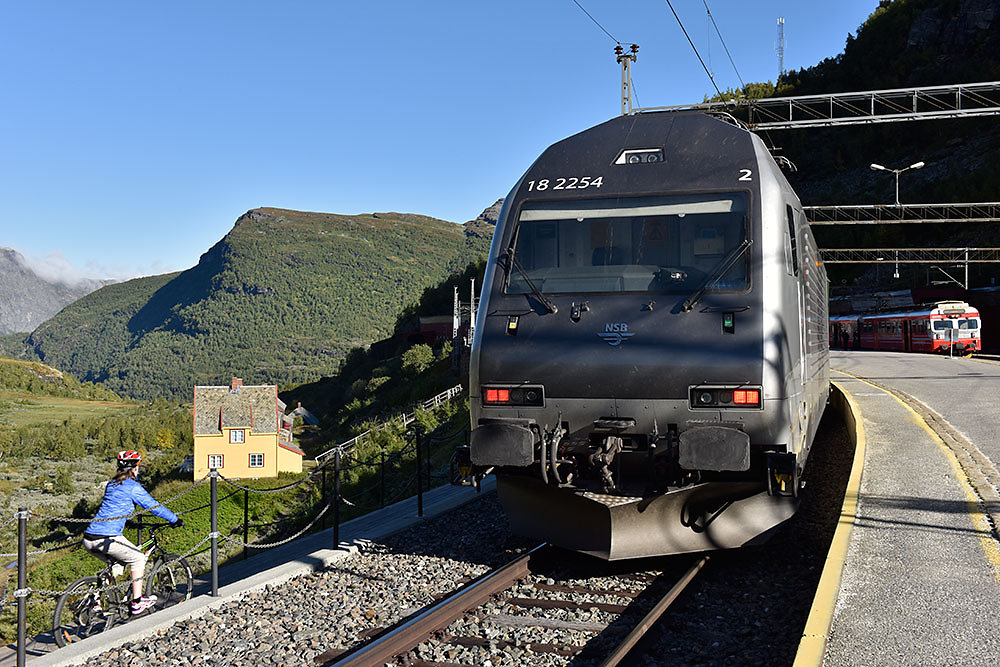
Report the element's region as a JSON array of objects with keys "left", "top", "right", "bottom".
[{"left": 401, "top": 344, "right": 433, "bottom": 376}]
